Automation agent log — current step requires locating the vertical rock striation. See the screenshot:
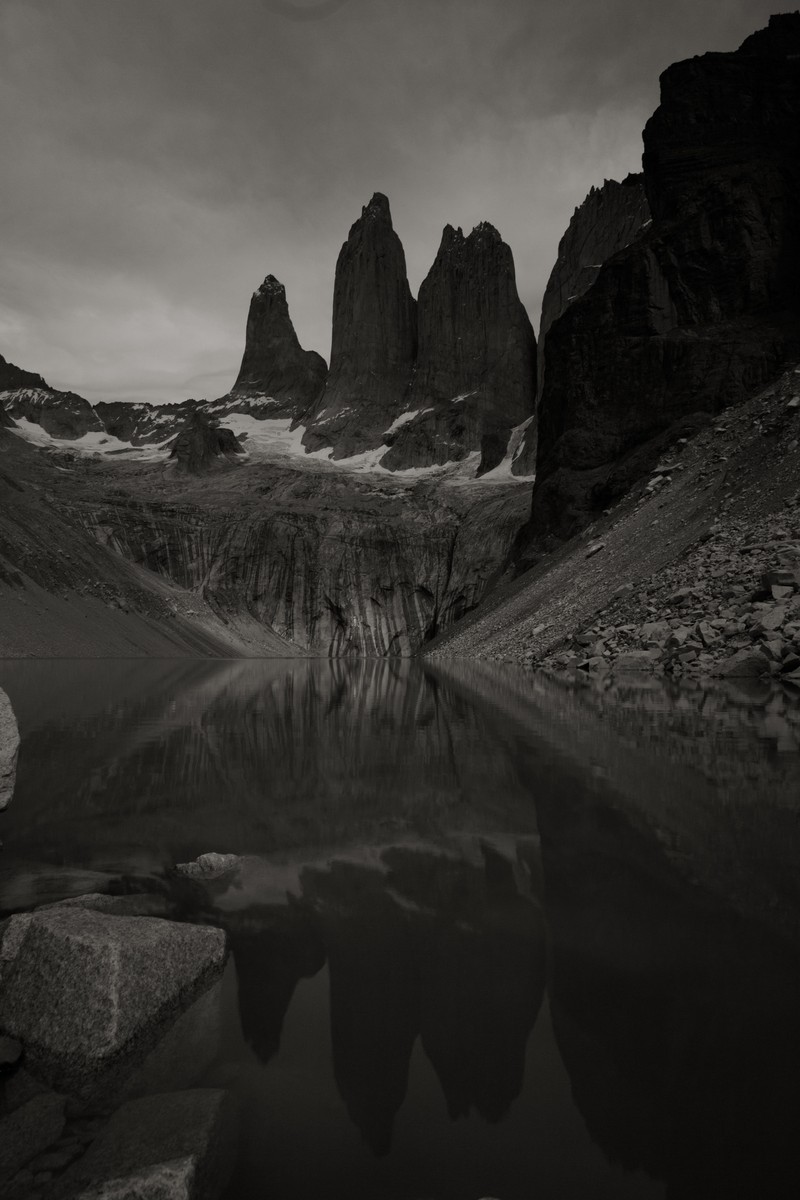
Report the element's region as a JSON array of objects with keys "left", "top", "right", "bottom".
[
  {"left": 225, "top": 275, "right": 327, "bottom": 420},
  {"left": 381, "top": 222, "right": 536, "bottom": 476},
  {"left": 302, "top": 193, "right": 417, "bottom": 458},
  {"left": 523, "top": 14, "right": 800, "bottom": 551}
]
